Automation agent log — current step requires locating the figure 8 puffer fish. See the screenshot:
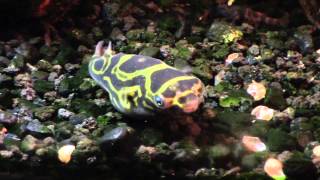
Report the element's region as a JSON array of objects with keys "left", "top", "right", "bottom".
[{"left": 88, "top": 41, "right": 204, "bottom": 116}]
